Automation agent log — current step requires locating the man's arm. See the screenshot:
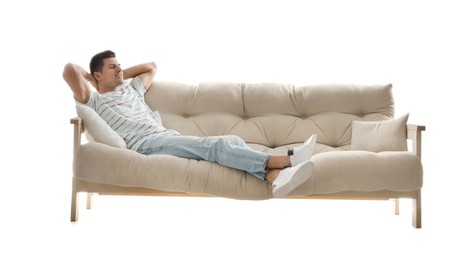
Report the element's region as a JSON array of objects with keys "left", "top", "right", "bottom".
[
  {"left": 123, "top": 62, "right": 157, "bottom": 92},
  {"left": 62, "top": 63, "right": 95, "bottom": 104}
]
